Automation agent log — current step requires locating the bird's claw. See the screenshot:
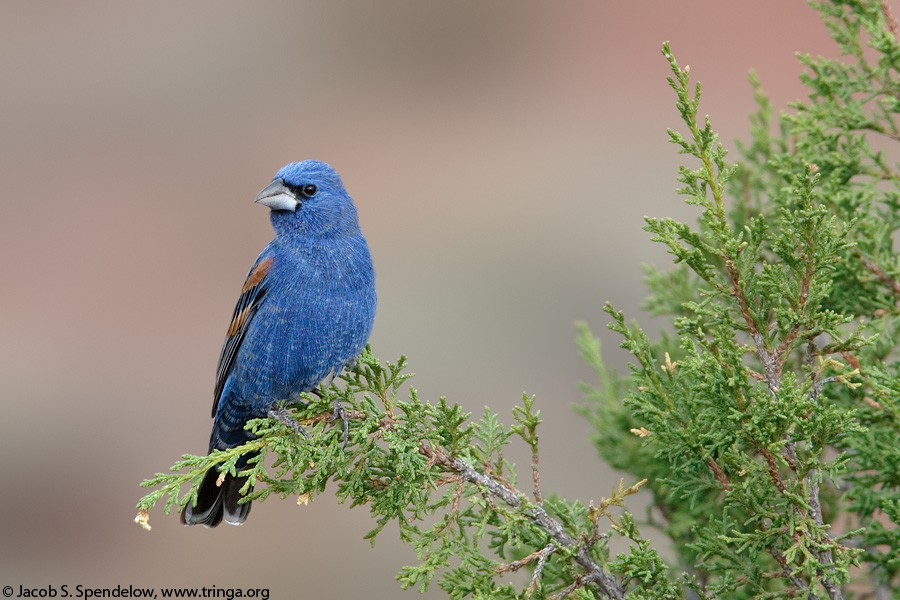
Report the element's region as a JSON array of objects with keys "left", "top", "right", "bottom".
[
  {"left": 268, "top": 403, "right": 309, "bottom": 439},
  {"left": 330, "top": 399, "right": 350, "bottom": 448}
]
